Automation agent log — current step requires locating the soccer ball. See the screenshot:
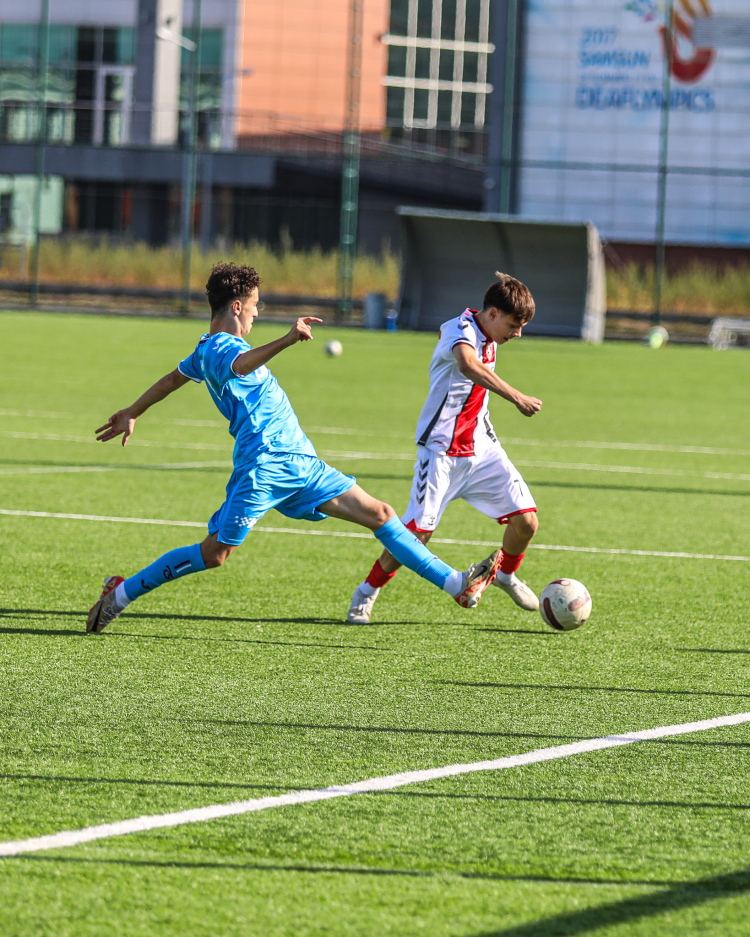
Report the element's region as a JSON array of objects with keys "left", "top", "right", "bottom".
[
  {"left": 325, "top": 339, "right": 343, "bottom": 357},
  {"left": 539, "top": 579, "right": 592, "bottom": 631}
]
